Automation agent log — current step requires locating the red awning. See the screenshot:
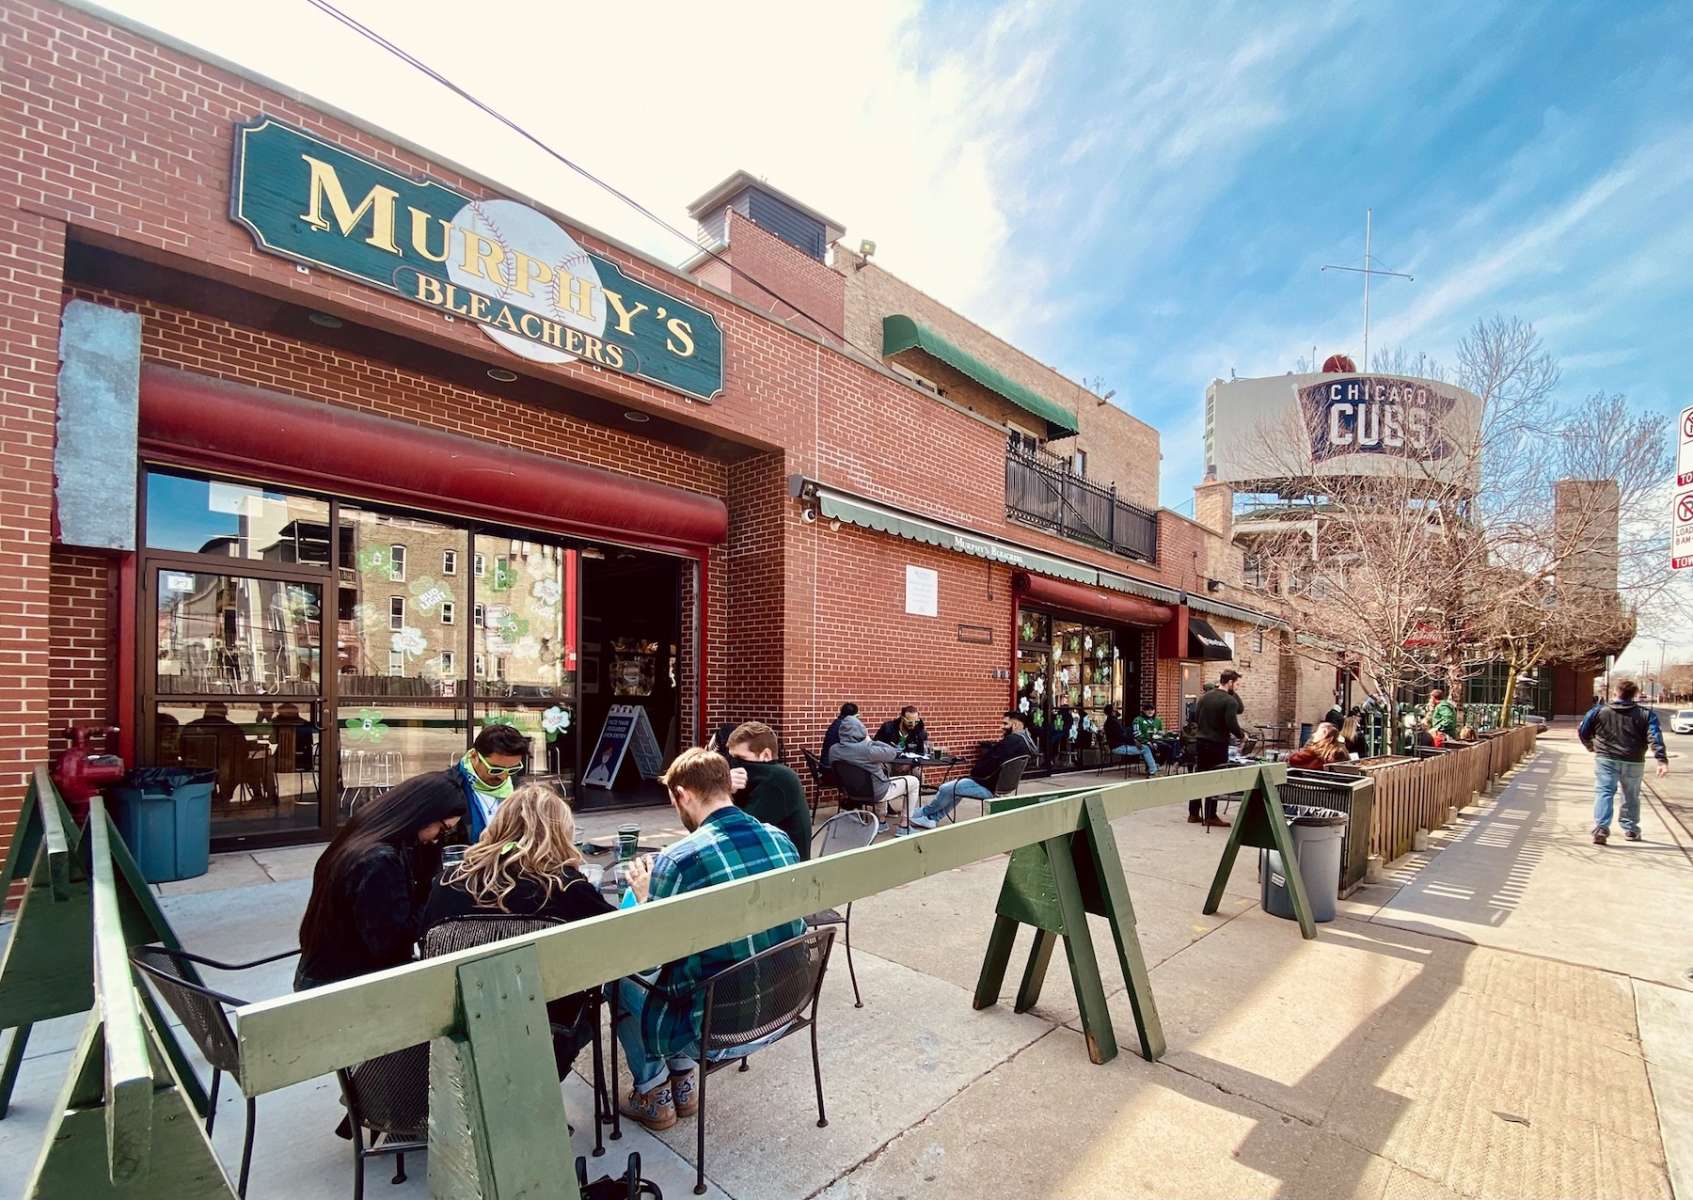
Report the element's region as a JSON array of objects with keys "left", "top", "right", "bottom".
[
  {"left": 1014, "top": 571, "right": 1173, "bottom": 627},
  {"left": 138, "top": 365, "right": 727, "bottom": 550}
]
